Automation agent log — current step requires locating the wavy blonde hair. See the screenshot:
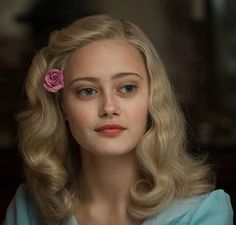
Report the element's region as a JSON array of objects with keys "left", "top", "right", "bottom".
[{"left": 17, "top": 15, "right": 214, "bottom": 225}]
